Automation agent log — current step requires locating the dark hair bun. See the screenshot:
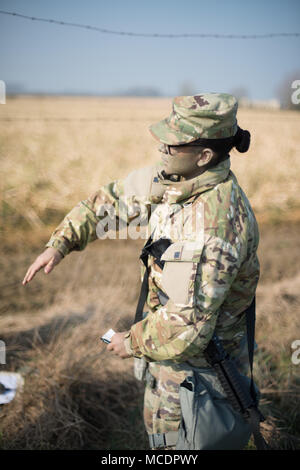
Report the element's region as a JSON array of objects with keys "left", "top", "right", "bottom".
[{"left": 234, "top": 127, "right": 251, "bottom": 153}]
